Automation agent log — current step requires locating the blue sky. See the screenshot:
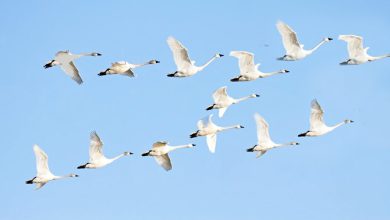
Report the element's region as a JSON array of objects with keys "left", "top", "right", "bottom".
[{"left": 1, "top": 0, "right": 389, "bottom": 219}]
